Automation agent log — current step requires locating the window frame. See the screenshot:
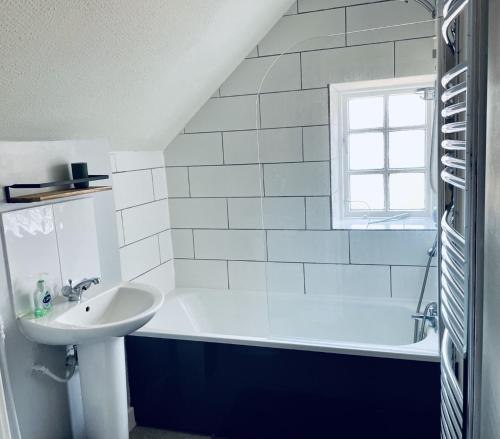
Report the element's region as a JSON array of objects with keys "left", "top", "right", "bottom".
[{"left": 329, "top": 75, "right": 436, "bottom": 224}]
